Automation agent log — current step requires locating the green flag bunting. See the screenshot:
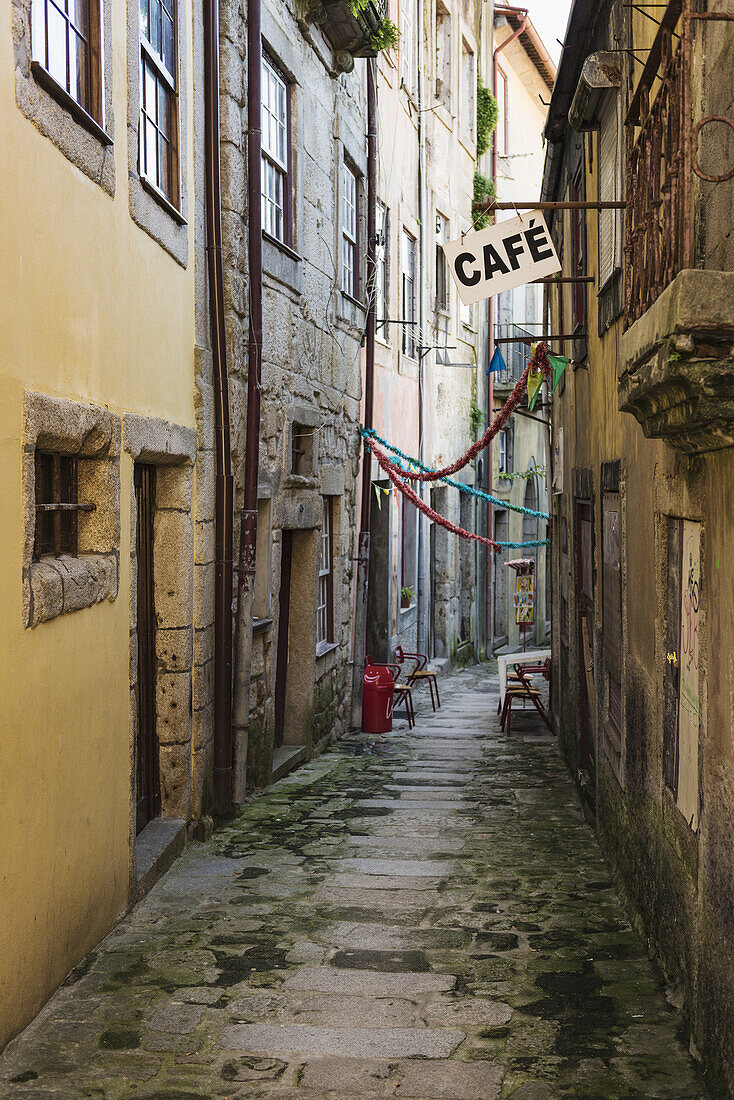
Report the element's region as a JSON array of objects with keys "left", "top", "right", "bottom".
[
  {"left": 549, "top": 354, "right": 570, "bottom": 393},
  {"left": 527, "top": 367, "right": 543, "bottom": 412}
]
